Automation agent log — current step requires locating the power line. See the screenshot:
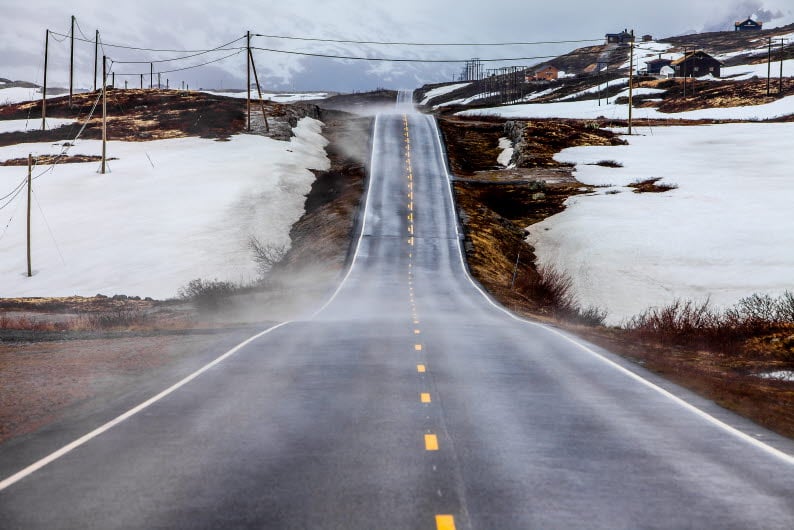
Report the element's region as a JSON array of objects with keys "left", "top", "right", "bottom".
[
  {"left": 110, "top": 49, "right": 244, "bottom": 76},
  {"left": 250, "top": 46, "right": 603, "bottom": 63},
  {"left": 110, "top": 37, "right": 245, "bottom": 64},
  {"left": 48, "top": 30, "right": 246, "bottom": 54},
  {"left": 253, "top": 33, "right": 604, "bottom": 47}
]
